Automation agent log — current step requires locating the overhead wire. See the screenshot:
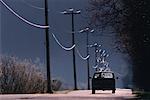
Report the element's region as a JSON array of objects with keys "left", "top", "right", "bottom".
[
  {"left": 52, "top": 32, "right": 90, "bottom": 60},
  {"left": 1, "top": 0, "right": 91, "bottom": 61},
  {"left": 51, "top": 32, "right": 75, "bottom": 51},
  {"left": 21, "top": 0, "right": 46, "bottom": 11},
  {"left": 75, "top": 47, "right": 90, "bottom": 60},
  {"left": 0, "top": 0, "right": 49, "bottom": 29}
]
